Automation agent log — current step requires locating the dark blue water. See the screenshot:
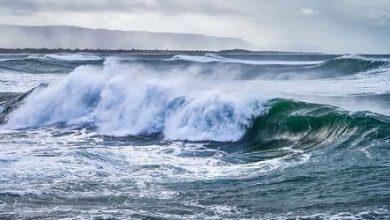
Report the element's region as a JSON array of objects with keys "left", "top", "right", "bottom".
[{"left": 0, "top": 52, "right": 389, "bottom": 219}]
